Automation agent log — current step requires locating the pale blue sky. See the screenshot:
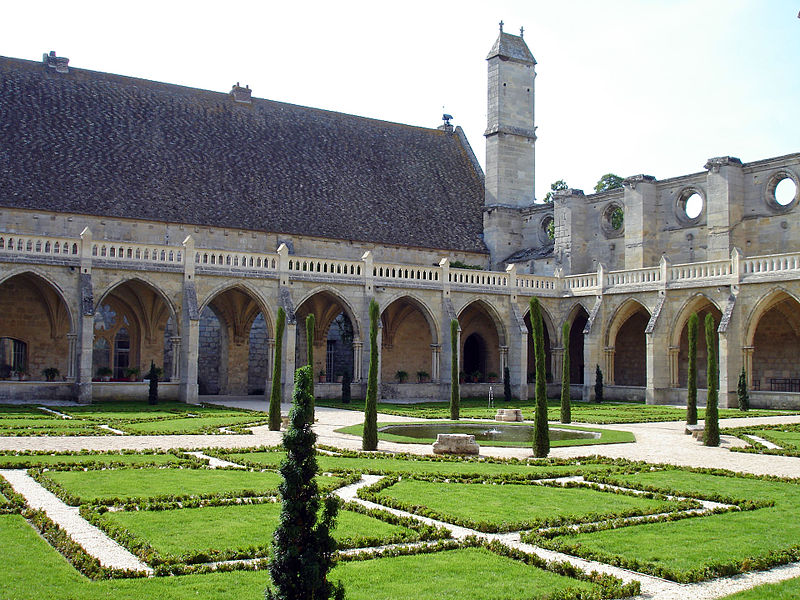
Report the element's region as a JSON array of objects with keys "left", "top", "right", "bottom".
[{"left": 4, "top": 0, "right": 799, "bottom": 200}]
